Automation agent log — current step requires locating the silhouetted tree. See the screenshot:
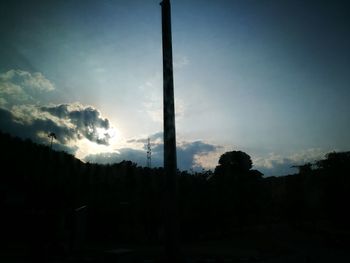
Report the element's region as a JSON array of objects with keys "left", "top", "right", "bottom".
[
  {"left": 214, "top": 151, "right": 254, "bottom": 179},
  {"left": 316, "top": 151, "right": 350, "bottom": 171},
  {"left": 2, "top": 130, "right": 350, "bottom": 250},
  {"left": 218, "top": 151, "right": 252, "bottom": 171},
  {"left": 48, "top": 132, "right": 57, "bottom": 149},
  {"left": 210, "top": 151, "right": 263, "bottom": 230},
  {"left": 292, "top": 162, "right": 313, "bottom": 174}
]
